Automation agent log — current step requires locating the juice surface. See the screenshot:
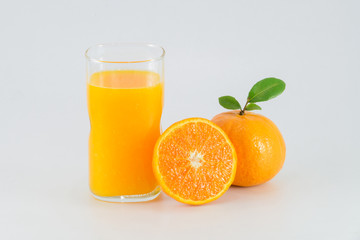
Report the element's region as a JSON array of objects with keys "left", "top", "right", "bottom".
[{"left": 87, "top": 70, "right": 163, "bottom": 196}]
